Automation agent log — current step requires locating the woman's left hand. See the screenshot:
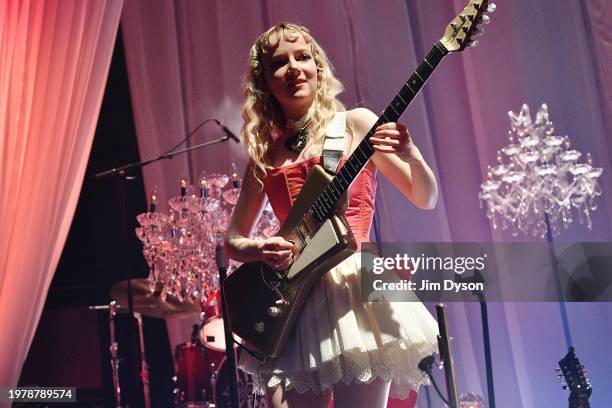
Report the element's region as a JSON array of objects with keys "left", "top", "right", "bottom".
[{"left": 369, "top": 122, "right": 423, "bottom": 163}]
